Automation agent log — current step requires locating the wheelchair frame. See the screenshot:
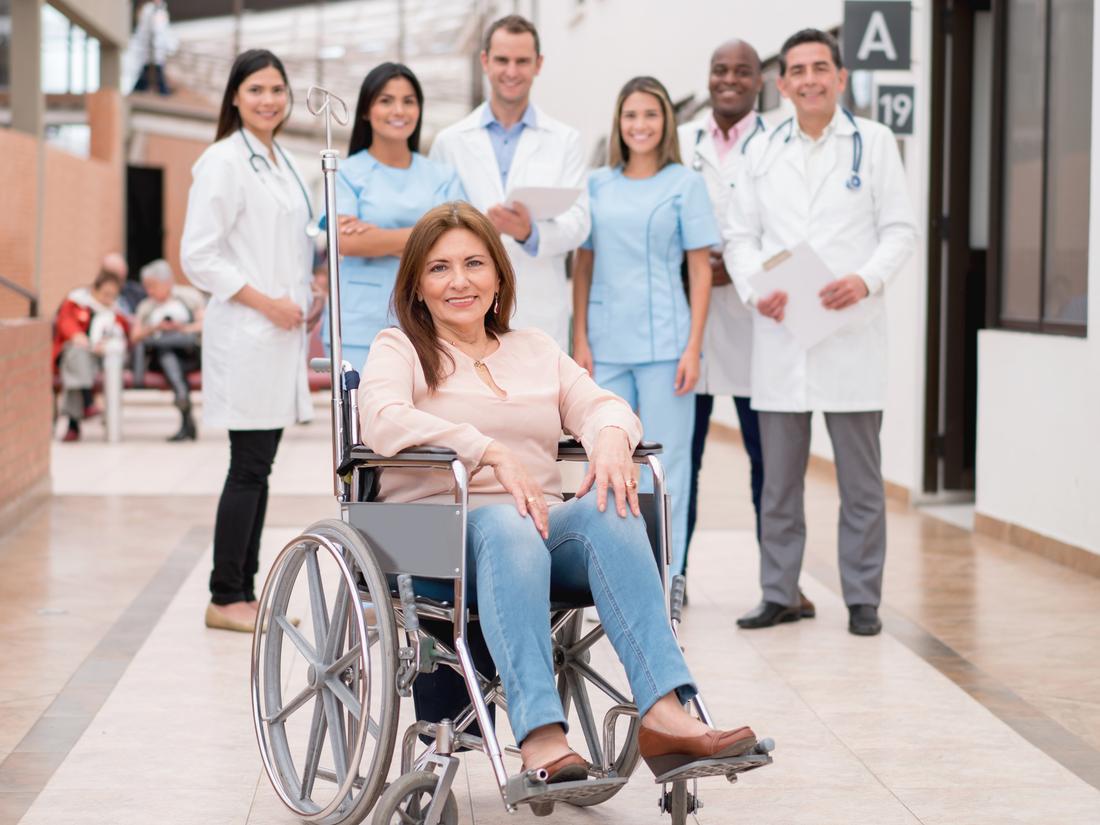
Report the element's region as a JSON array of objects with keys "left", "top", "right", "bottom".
[{"left": 249, "top": 87, "right": 772, "bottom": 825}]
